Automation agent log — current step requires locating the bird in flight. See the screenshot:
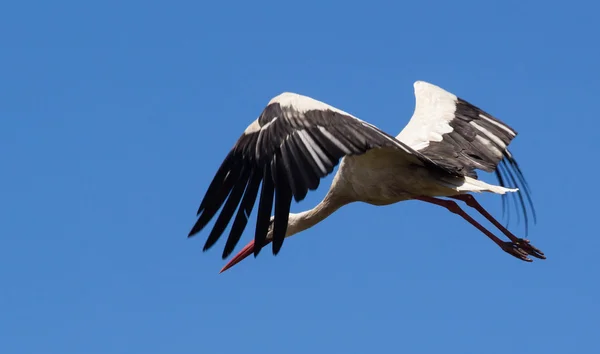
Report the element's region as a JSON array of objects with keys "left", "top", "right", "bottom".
[{"left": 188, "top": 81, "right": 545, "bottom": 272}]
